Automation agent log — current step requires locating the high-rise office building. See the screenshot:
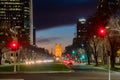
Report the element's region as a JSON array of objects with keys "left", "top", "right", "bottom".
[
  {"left": 0, "top": 0, "right": 34, "bottom": 47},
  {"left": 72, "top": 18, "right": 88, "bottom": 48},
  {"left": 77, "top": 19, "right": 87, "bottom": 39}
]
